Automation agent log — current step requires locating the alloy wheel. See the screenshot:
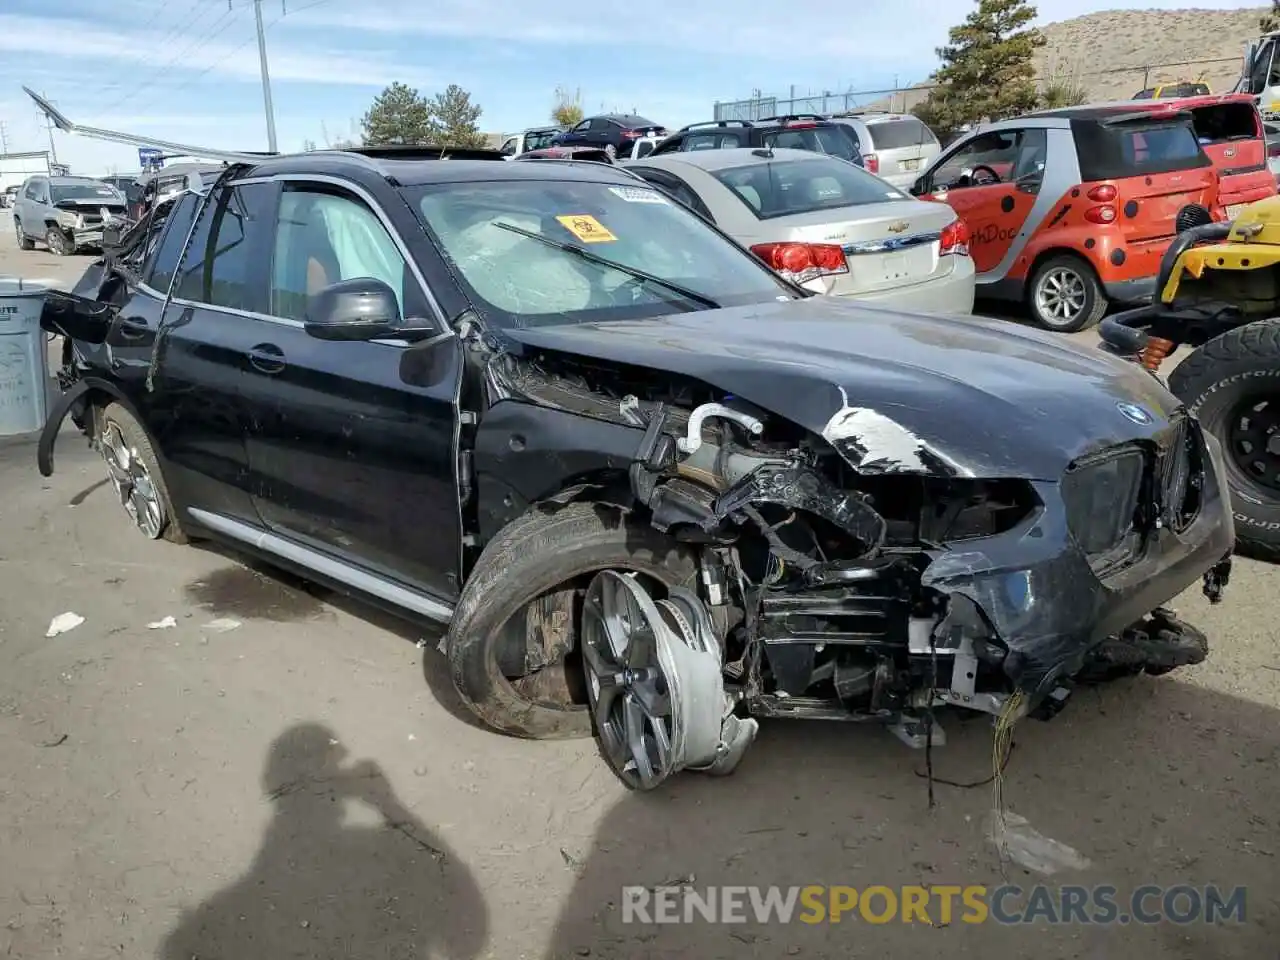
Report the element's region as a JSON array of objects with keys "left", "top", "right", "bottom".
[
  {"left": 100, "top": 421, "right": 166, "bottom": 539},
  {"left": 1034, "top": 266, "right": 1087, "bottom": 327}
]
